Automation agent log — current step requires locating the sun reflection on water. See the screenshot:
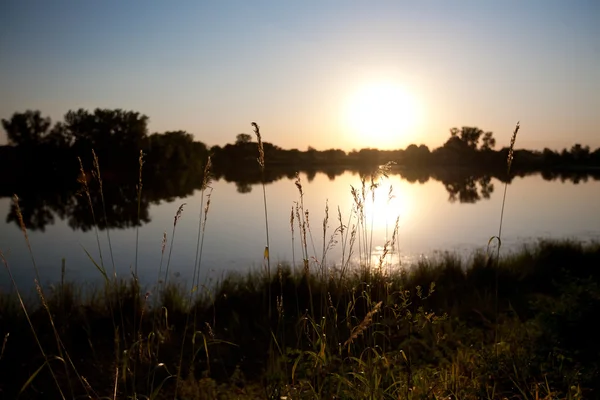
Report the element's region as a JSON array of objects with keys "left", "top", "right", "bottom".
[{"left": 349, "top": 175, "right": 414, "bottom": 272}]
